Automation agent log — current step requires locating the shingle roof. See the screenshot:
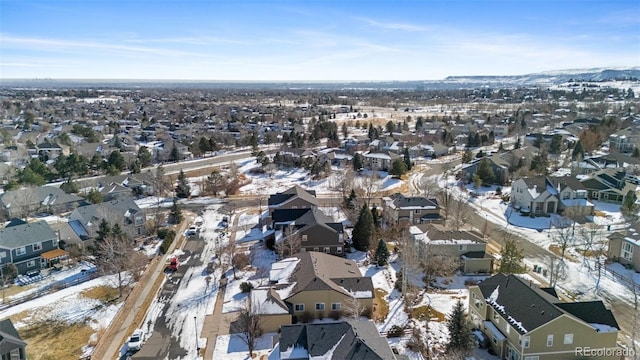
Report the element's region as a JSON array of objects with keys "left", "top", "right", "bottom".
[
  {"left": 278, "top": 252, "right": 373, "bottom": 300},
  {"left": 279, "top": 320, "right": 395, "bottom": 360},
  {"left": 556, "top": 301, "right": 619, "bottom": 331},
  {"left": 0, "top": 318, "right": 26, "bottom": 347},
  {"left": 0, "top": 186, "right": 83, "bottom": 210},
  {"left": 387, "top": 193, "right": 438, "bottom": 209},
  {"left": 0, "top": 220, "right": 57, "bottom": 249},
  {"left": 268, "top": 185, "right": 318, "bottom": 207}
]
